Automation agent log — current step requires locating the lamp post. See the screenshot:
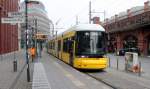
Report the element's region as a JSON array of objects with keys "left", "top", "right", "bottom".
[
  {"left": 25, "top": 0, "right": 30, "bottom": 82},
  {"left": 51, "top": 21, "right": 54, "bottom": 38},
  {"left": 35, "top": 19, "right": 38, "bottom": 58},
  {"left": 33, "top": 18, "right": 38, "bottom": 58}
]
